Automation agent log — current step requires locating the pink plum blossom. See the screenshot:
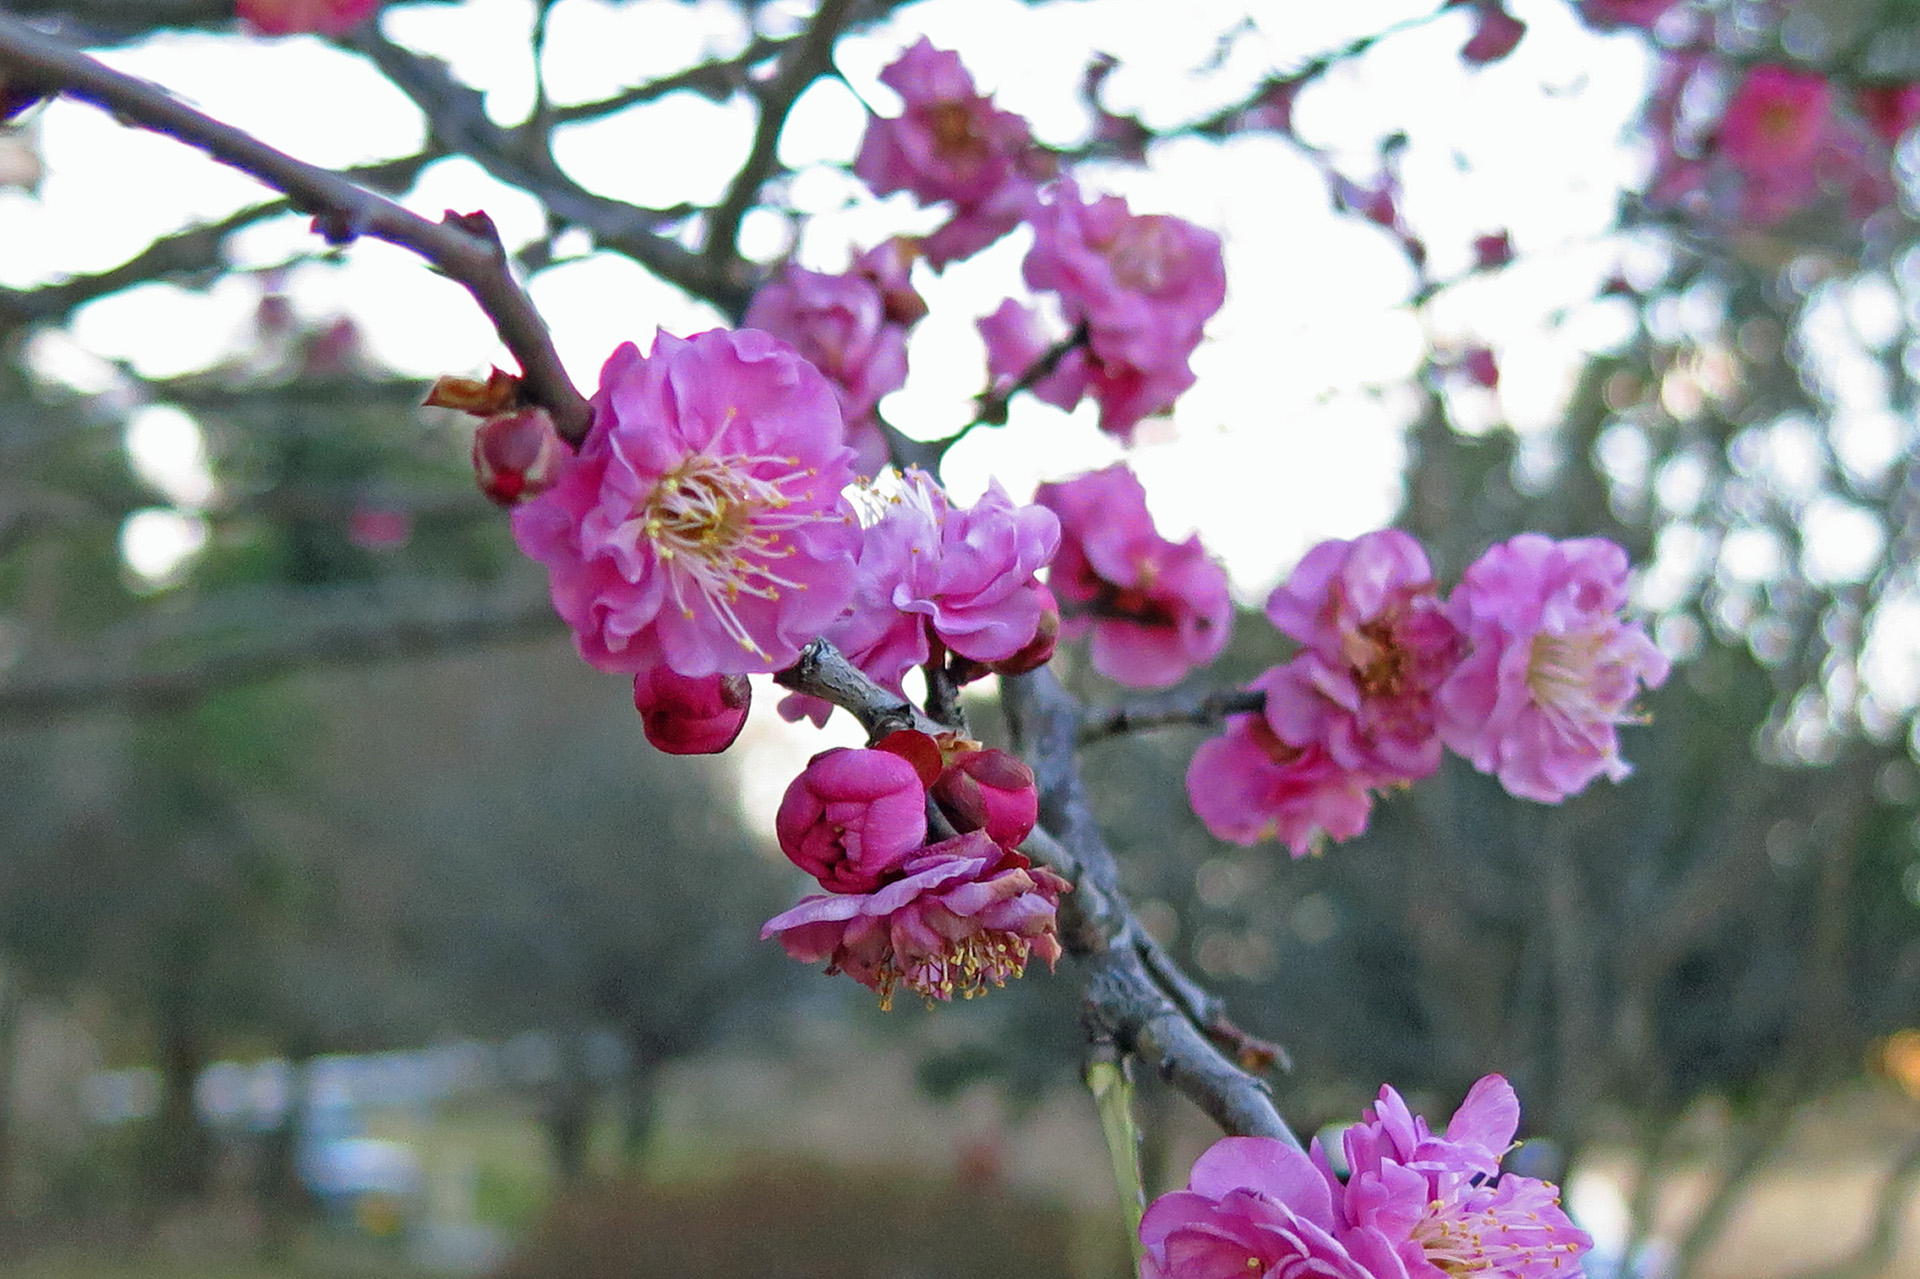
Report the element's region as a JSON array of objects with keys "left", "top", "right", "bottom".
[
  {"left": 854, "top": 39, "right": 1049, "bottom": 268},
  {"left": 1262, "top": 531, "right": 1465, "bottom": 784},
  {"left": 762, "top": 831, "right": 1069, "bottom": 1008},
  {"left": 238, "top": 0, "right": 380, "bottom": 35},
  {"left": 1139, "top": 1137, "right": 1376, "bottom": 1279},
  {"left": 1022, "top": 180, "right": 1225, "bottom": 438},
  {"left": 512, "top": 329, "right": 859, "bottom": 678},
  {"left": 776, "top": 747, "right": 928, "bottom": 892},
  {"left": 1327, "top": 1077, "right": 1592, "bottom": 1279},
  {"left": 1438, "top": 534, "right": 1671, "bottom": 803},
  {"left": 930, "top": 748, "right": 1039, "bottom": 850},
  {"left": 1035, "top": 464, "right": 1231, "bottom": 688},
  {"left": 632, "top": 667, "right": 752, "bottom": 755},
  {"left": 742, "top": 263, "right": 911, "bottom": 477},
  {"left": 1186, "top": 713, "right": 1374, "bottom": 855},
  {"left": 1719, "top": 65, "right": 1832, "bottom": 177}
]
